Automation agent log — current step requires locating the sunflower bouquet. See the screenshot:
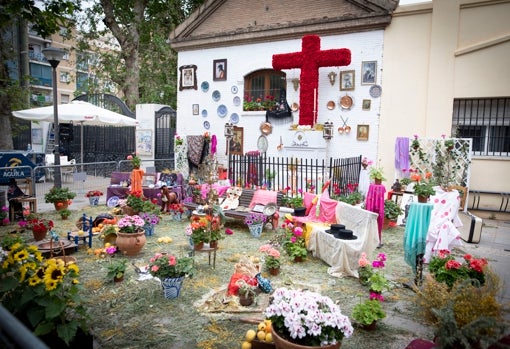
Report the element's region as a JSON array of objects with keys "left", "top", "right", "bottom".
[{"left": 0, "top": 241, "right": 89, "bottom": 345}]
